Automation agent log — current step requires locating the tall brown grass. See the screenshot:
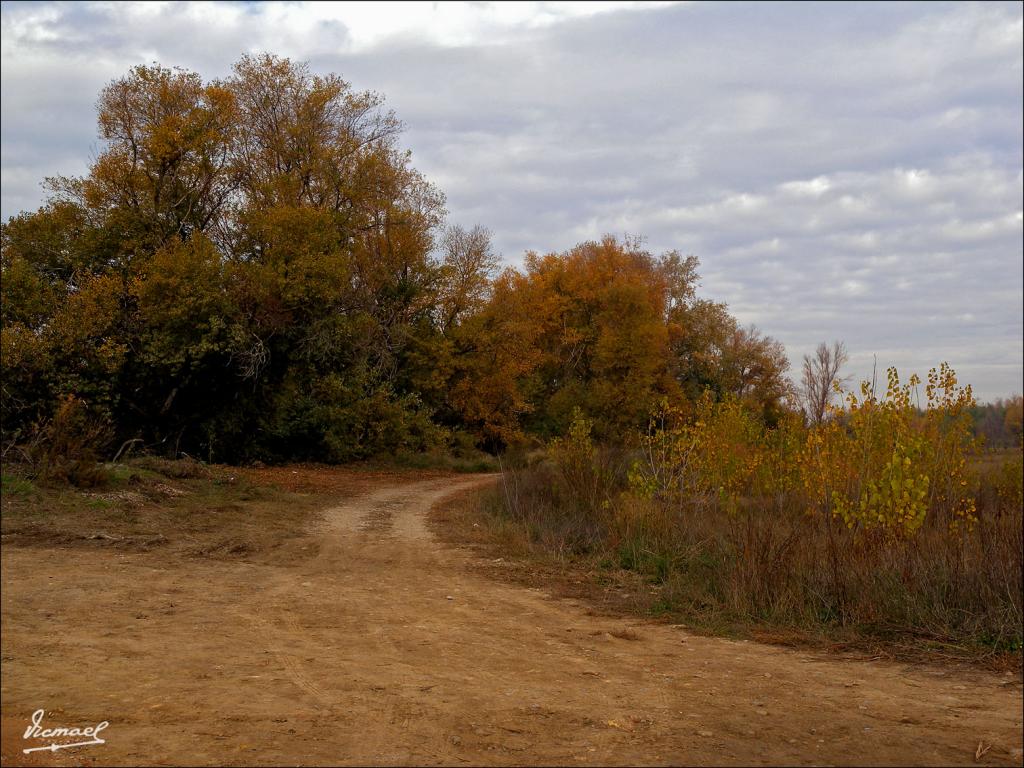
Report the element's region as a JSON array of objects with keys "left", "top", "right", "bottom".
[{"left": 486, "top": 441, "right": 1023, "bottom": 656}]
